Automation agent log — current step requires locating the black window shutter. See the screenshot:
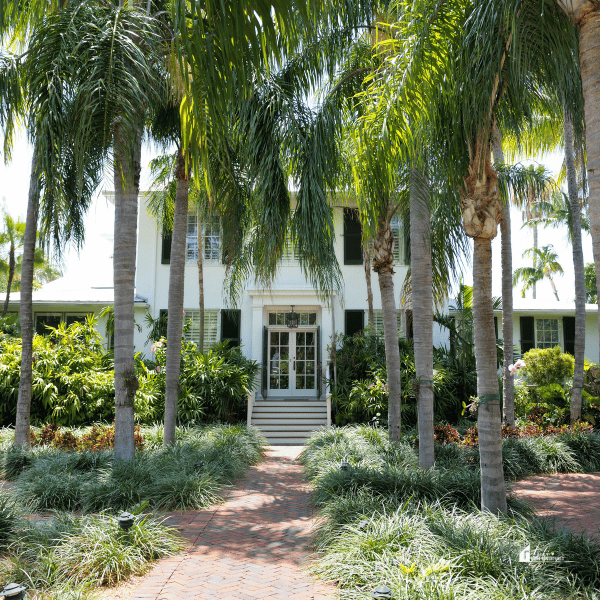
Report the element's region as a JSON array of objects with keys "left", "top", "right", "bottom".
[
  {"left": 161, "top": 229, "right": 172, "bottom": 264},
  {"left": 520, "top": 316, "right": 535, "bottom": 355},
  {"left": 262, "top": 326, "right": 268, "bottom": 398},
  {"left": 343, "top": 208, "right": 363, "bottom": 265},
  {"left": 345, "top": 310, "right": 364, "bottom": 336},
  {"left": 563, "top": 316, "right": 575, "bottom": 355},
  {"left": 317, "top": 326, "right": 322, "bottom": 400},
  {"left": 494, "top": 316, "right": 498, "bottom": 339},
  {"left": 221, "top": 309, "right": 241, "bottom": 347}
]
